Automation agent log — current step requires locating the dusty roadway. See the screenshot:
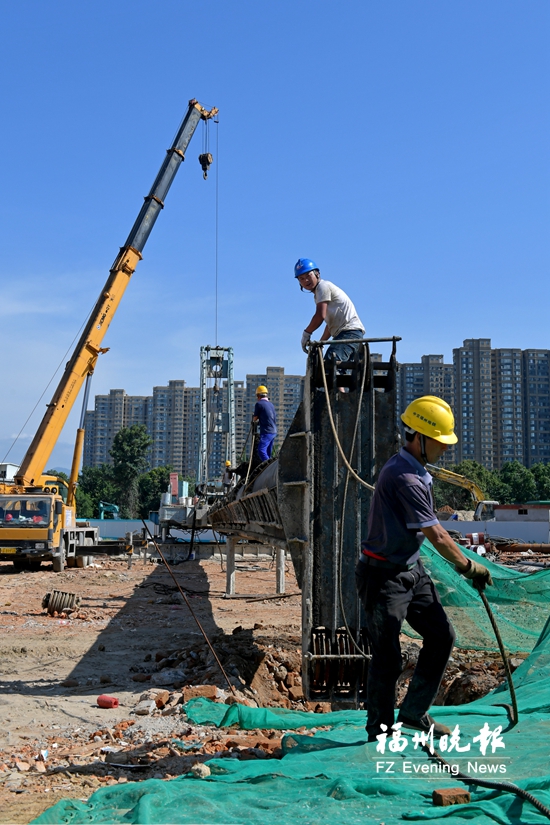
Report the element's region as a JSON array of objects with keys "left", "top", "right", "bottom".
[{"left": 0, "top": 552, "right": 302, "bottom": 824}]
